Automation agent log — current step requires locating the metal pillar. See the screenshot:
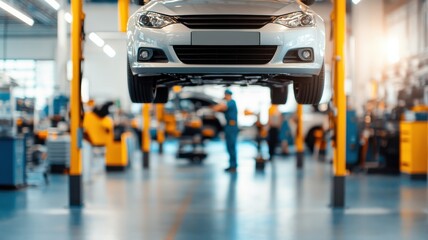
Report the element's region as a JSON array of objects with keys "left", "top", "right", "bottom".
[
  {"left": 69, "top": 0, "right": 84, "bottom": 207},
  {"left": 156, "top": 104, "right": 165, "bottom": 154},
  {"left": 331, "top": 0, "right": 347, "bottom": 208},
  {"left": 142, "top": 104, "right": 151, "bottom": 168},
  {"left": 295, "top": 104, "right": 304, "bottom": 169}
]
